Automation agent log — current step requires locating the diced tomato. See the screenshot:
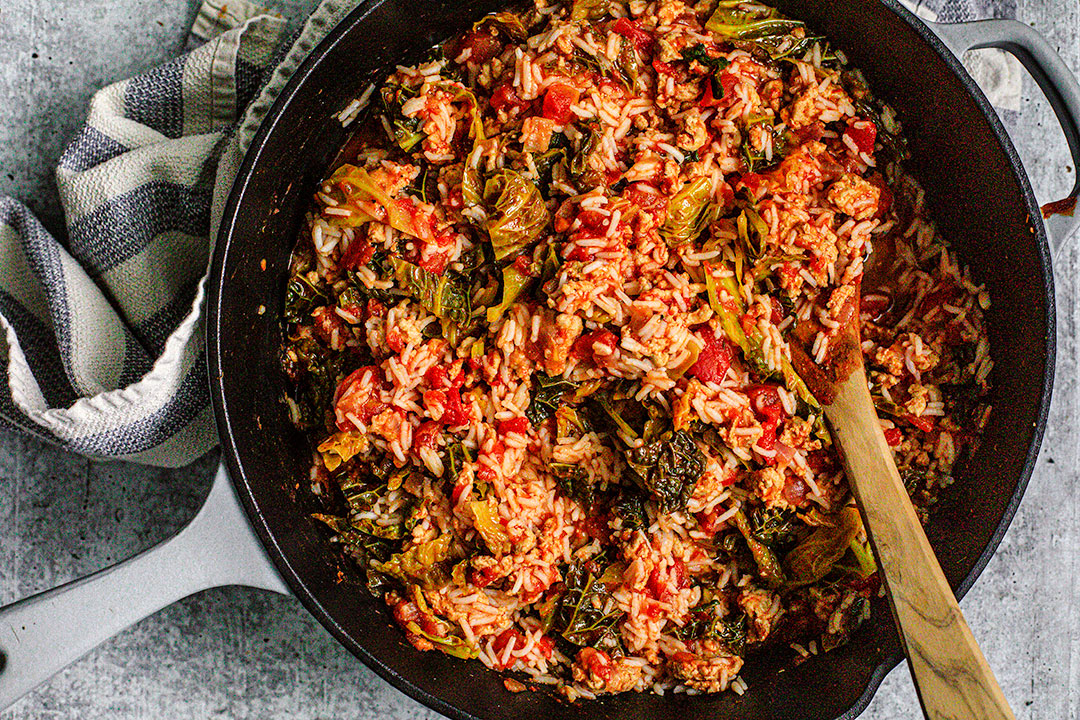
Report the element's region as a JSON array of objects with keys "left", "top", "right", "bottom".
[
  {"left": 624, "top": 183, "right": 668, "bottom": 218},
  {"left": 844, "top": 118, "right": 877, "bottom": 155},
  {"left": 576, "top": 209, "right": 609, "bottom": 235},
  {"left": 542, "top": 84, "right": 580, "bottom": 125},
  {"left": 491, "top": 628, "right": 527, "bottom": 668},
  {"left": 334, "top": 366, "right": 387, "bottom": 431},
  {"left": 770, "top": 296, "right": 785, "bottom": 325},
  {"left": 451, "top": 479, "right": 469, "bottom": 505},
  {"left": 611, "top": 17, "right": 653, "bottom": 53},
  {"left": 576, "top": 648, "right": 613, "bottom": 682},
  {"left": 652, "top": 59, "right": 676, "bottom": 76},
  {"left": 512, "top": 253, "right": 537, "bottom": 277},
  {"left": 425, "top": 365, "right": 449, "bottom": 388},
  {"left": 698, "top": 72, "right": 737, "bottom": 108},
  {"left": 458, "top": 30, "right": 503, "bottom": 64},
  {"left": 689, "top": 330, "right": 735, "bottom": 384},
  {"left": 570, "top": 328, "right": 619, "bottom": 367},
  {"left": 339, "top": 237, "right": 375, "bottom": 270},
  {"left": 905, "top": 414, "right": 935, "bottom": 433},
  {"left": 696, "top": 509, "right": 724, "bottom": 536},
  {"left": 746, "top": 384, "right": 786, "bottom": 424},
  {"left": 582, "top": 514, "right": 611, "bottom": 544},
  {"left": 536, "top": 635, "right": 555, "bottom": 660},
  {"left": 782, "top": 476, "right": 809, "bottom": 506},
  {"left": 442, "top": 389, "right": 470, "bottom": 427},
  {"left": 413, "top": 421, "right": 442, "bottom": 454},
  {"left": 883, "top": 427, "right": 903, "bottom": 446},
  {"left": 490, "top": 81, "right": 528, "bottom": 111},
  {"left": 647, "top": 559, "right": 687, "bottom": 600},
  {"left": 497, "top": 416, "right": 530, "bottom": 436},
  {"left": 471, "top": 563, "right": 501, "bottom": 588}
]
